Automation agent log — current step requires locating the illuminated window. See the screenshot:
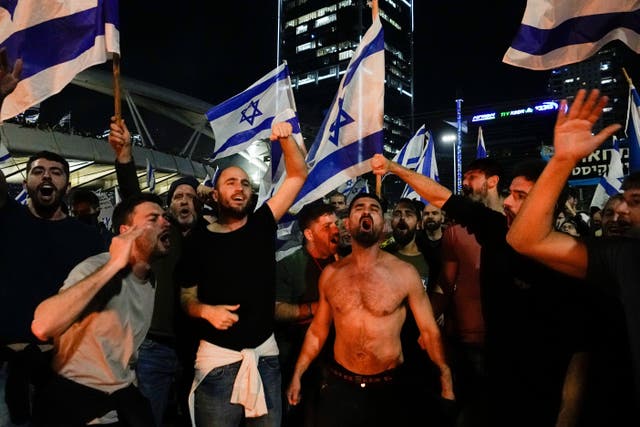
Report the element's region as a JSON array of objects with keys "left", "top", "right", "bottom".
[
  {"left": 315, "top": 14, "right": 336, "bottom": 28},
  {"left": 317, "top": 45, "right": 337, "bottom": 57},
  {"left": 339, "top": 50, "right": 354, "bottom": 61},
  {"left": 296, "top": 41, "right": 316, "bottom": 53}
]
